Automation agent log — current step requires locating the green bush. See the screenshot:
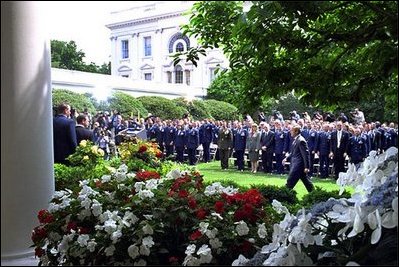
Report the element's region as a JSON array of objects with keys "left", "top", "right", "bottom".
[
  {"left": 300, "top": 186, "right": 352, "bottom": 209},
  {"left": 174, "top": 98, "right": 211, "bottom": 120},
  {"left": 203, "top": 99, "right": 240, "bottom": 121},
  {"left": 108, "top": 92, "right": 148, "bottom": 119},
  {"left": 52, "top": 89, "right": 96, "bottom": 115},
  {"left": 203, "top": 179, "right": 248, "bottom": 191},
  {"left": 137, "top": 96, "right": 187, "bottom": 120},
  {"left": 254, "top": 184, "right": 299, "bottom": 205}
]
